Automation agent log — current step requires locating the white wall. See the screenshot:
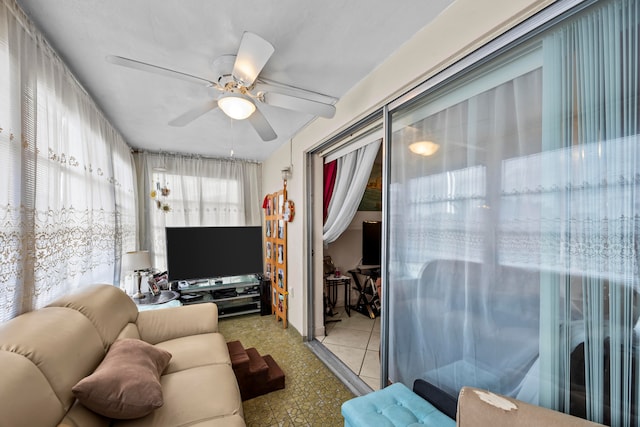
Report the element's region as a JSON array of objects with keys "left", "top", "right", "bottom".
[
  {"left": 325, "top": 211, "right": 382, "bottom": 308},
  {"left": 262, "top": 0, "right": 555, "bottom": 336}
]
